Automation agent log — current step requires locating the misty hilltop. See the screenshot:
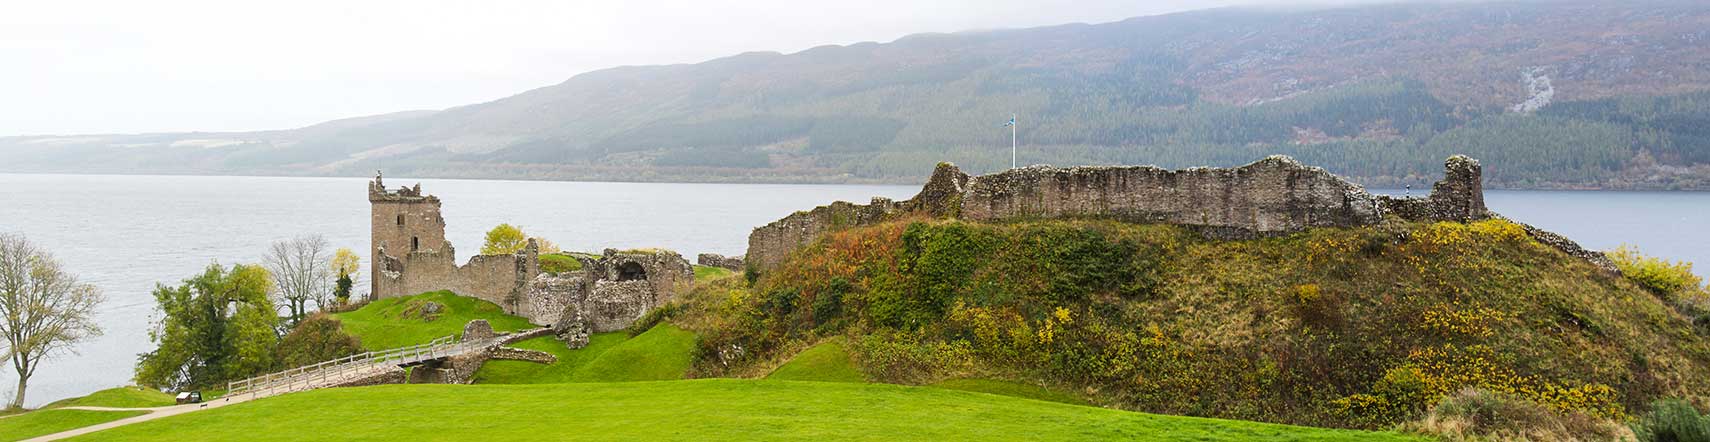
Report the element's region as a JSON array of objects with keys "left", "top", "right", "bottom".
[{"left": 5, "top": 0, "right": 1710, "bottom": 188}]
